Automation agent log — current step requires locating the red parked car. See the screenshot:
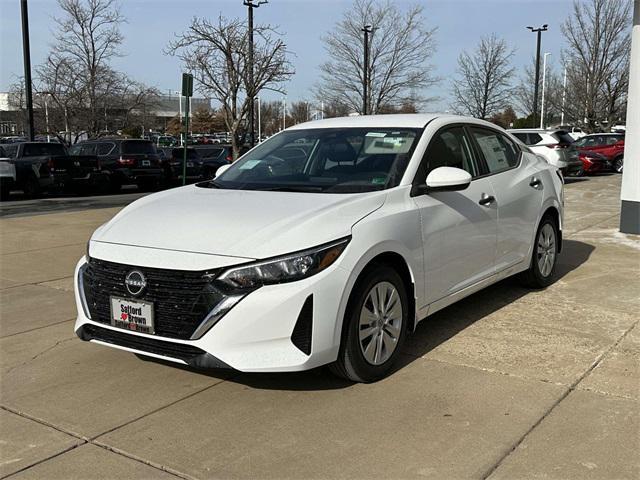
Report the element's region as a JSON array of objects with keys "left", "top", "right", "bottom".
[
  {"left": 572, "top": 133, "right": 625, "bottom": 173},
  {"left": 578, "top": 151, "right": 610, "bottom": 175}
]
